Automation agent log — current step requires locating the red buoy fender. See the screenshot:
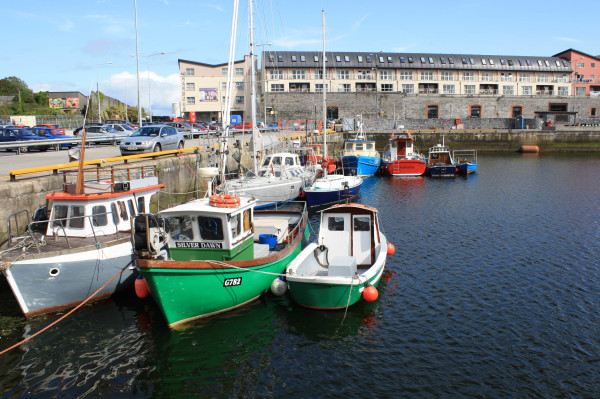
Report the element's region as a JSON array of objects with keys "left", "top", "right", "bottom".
[
  {"left": 387, "top": 242, "right": 396, "bottom": 256},
  {"left": 135, "top": 275, "right": 150, "bottom": 299},
  {"left": 362, "top": 285, "right": 379, "bottom": 302}
]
